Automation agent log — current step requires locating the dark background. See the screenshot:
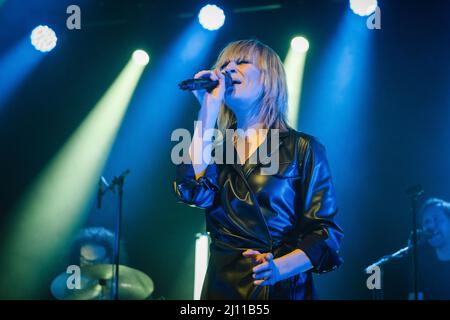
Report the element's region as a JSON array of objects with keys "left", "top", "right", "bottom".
[{"left": 0, "top": 0, "right": 449, "bottom": 299}]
